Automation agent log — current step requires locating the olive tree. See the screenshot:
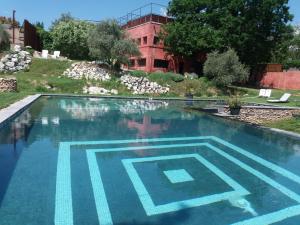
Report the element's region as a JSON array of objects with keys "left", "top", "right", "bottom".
[
  {"left": 51, "top": 20, "right": 94, "bottom": 59},
  {"left": 204, "top": 49, "right": 249, "bottom": 87},
  {"left": 0, "top": 24, "right": 10, "bottom": 52},
  {"left": 88, "top": 20, "right": 140, "bottom": 71}
]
